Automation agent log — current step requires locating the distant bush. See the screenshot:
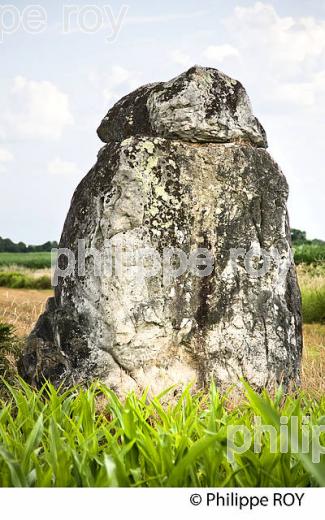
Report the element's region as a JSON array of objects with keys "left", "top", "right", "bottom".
[
  {"left": 33, "top": 275, "right": 52, "bottom": 289},
  {"left": 301, "top": 287, "right": 325, "bottom": 323},
  {"left": 0, "top": 272, "right": 51, "bottom": 290},
  {"left": 294, "top": 245, "right": 325, "bottom": 265}
]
